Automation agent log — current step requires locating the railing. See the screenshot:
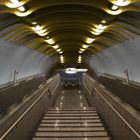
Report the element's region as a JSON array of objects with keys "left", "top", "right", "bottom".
[
  {"left": 0, "top": 74, "right": 60, "bottom": 140},
  {"left": 82, "top": 75, "right": 140, "bottom": 139}
]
